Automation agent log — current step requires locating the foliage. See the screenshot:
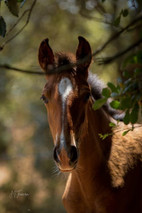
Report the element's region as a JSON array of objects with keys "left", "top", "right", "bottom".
[
  {"left": 0, "top": 16, "right": 6, "bottom": 37},
  {"left": 113, "top": 9, "right": 129, "bottom": 27},
  {"left": 93, "top": 51, "right": 142, "bottom": 126},
  {"left": 91, "top": 0, "right": 142, "bottom": 130},
  {"left": 0, "top": 0, "right": 26, "bottom": 37}
]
